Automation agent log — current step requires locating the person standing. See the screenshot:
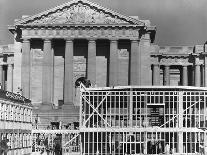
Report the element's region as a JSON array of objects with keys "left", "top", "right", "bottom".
[
  {"left": 165, "top": 144, "right": 170, "bottom": 155},
  {"left": 0, "top": 137, "right": 9, "bottom": 155}
]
